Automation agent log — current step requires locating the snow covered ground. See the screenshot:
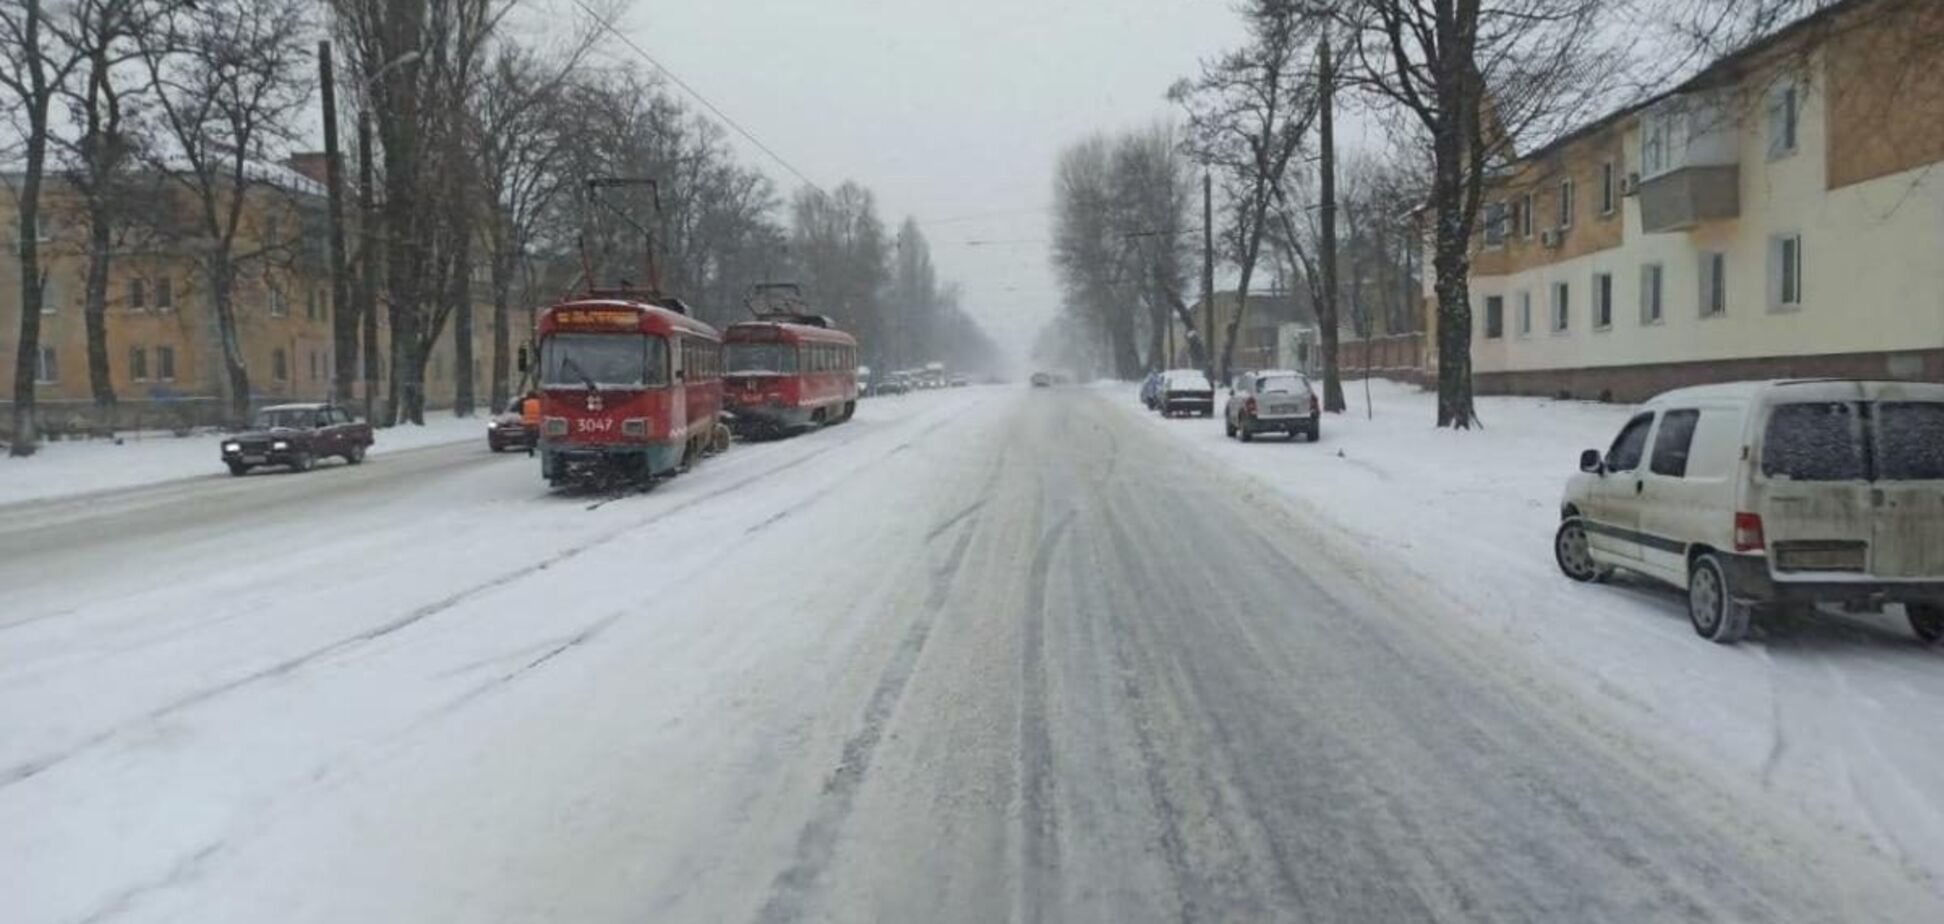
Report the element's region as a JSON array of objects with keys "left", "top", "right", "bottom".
[
  {"left": 0, "top": 415, "right": 484, "bottom": 506},
  {"left": 1111, "top": 378, "right": 1944, "bottom": 888}
]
